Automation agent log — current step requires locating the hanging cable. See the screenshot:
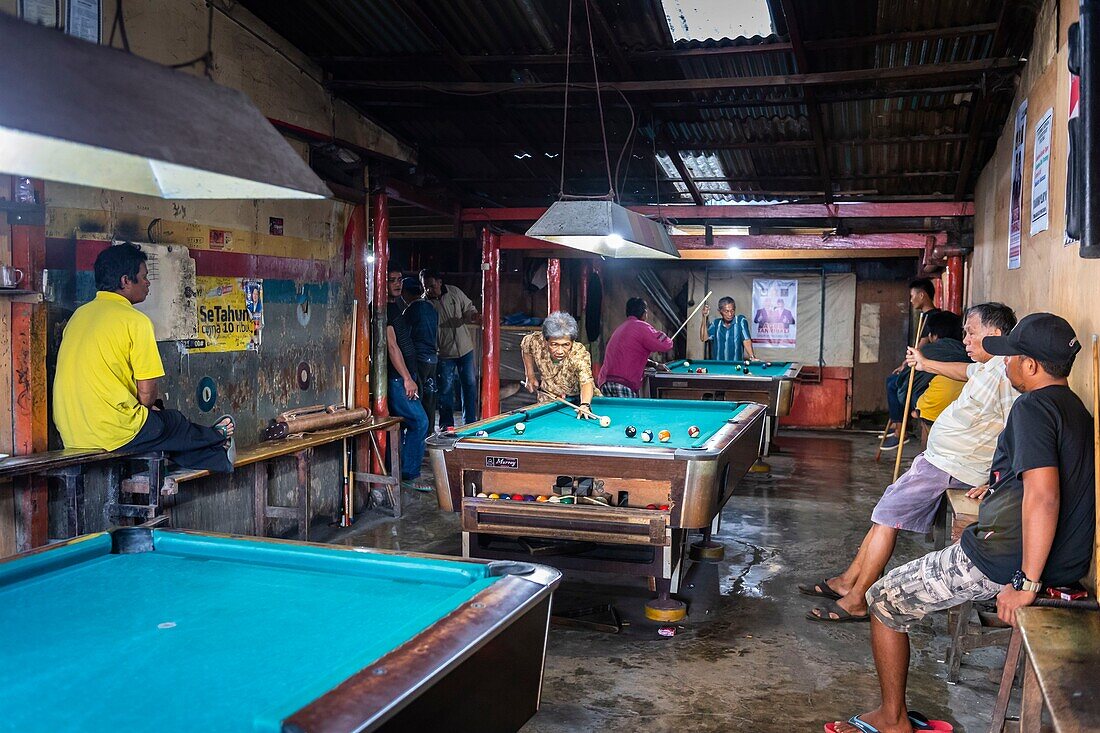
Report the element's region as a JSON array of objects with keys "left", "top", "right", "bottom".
[
  {"left": 171, "top": 0, "right": 215, "bottom": 79},
  {"left": 613, "top": 88, "right": 636, "bottom": 202},
  {"left": 582, "top": 0, "right": 614, "bottom": 198},
  {"left": 558, "top": 0, "right": 574, "bottom": 199},
  {"left": 108, "top": 0, "right": 132, "bottom": 52}
]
